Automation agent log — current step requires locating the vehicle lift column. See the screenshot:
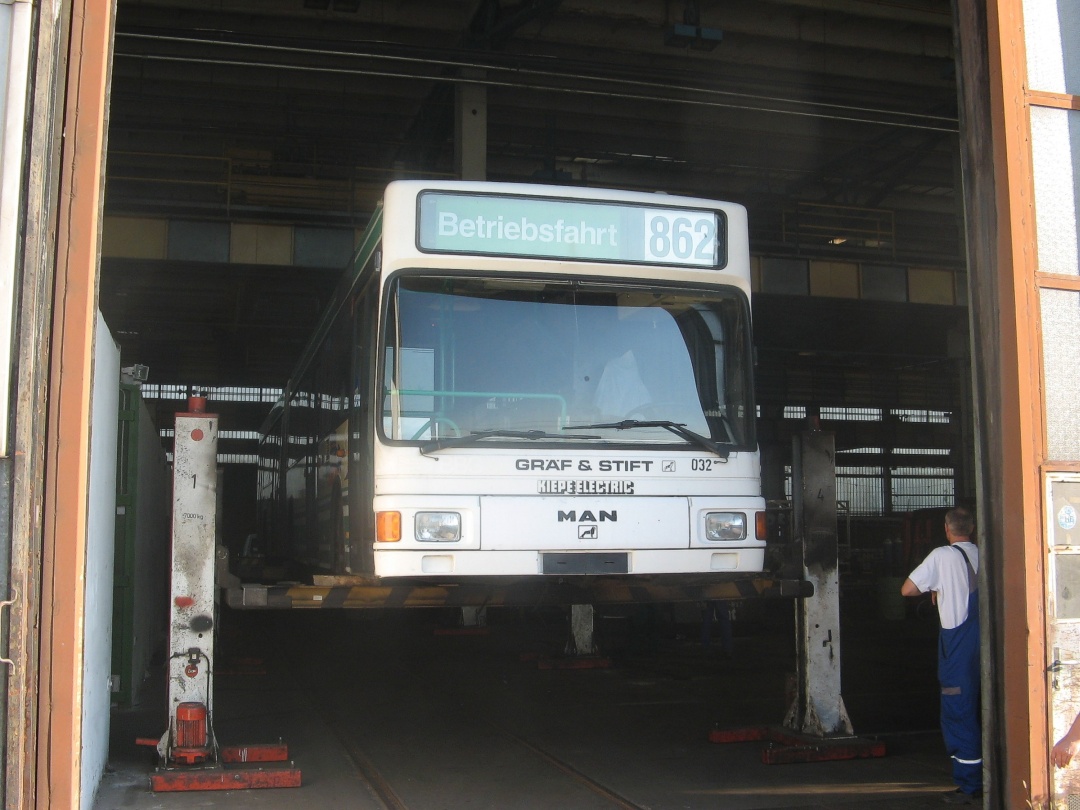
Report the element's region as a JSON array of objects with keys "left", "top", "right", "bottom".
[
  {"left": 710, "top": 429, "right": 885, "bottom": 763},
  {"left": 144, "top": 397, "right": 301, "bottom": 791}
]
